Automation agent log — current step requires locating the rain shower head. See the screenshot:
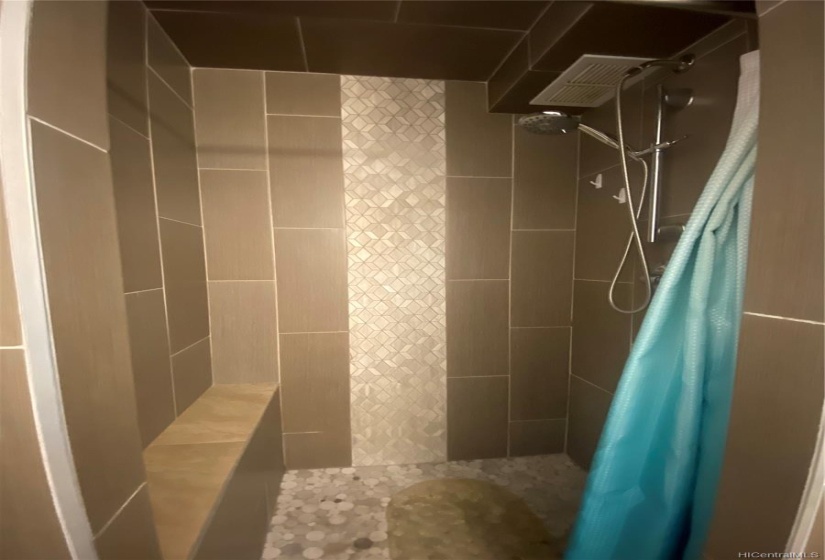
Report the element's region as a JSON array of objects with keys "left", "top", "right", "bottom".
[{"left": 516, "top": 111, "right": 580, "bottom": 135}]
